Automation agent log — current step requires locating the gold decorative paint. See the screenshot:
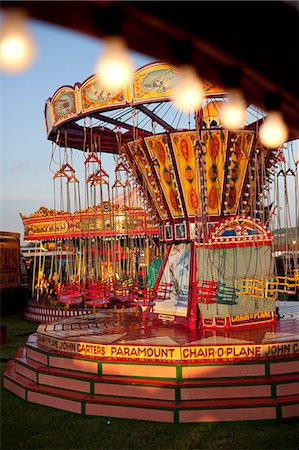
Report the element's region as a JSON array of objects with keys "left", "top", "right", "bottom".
[{"left": 145, "top": 135, "right": 183, "bottom": 218}]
